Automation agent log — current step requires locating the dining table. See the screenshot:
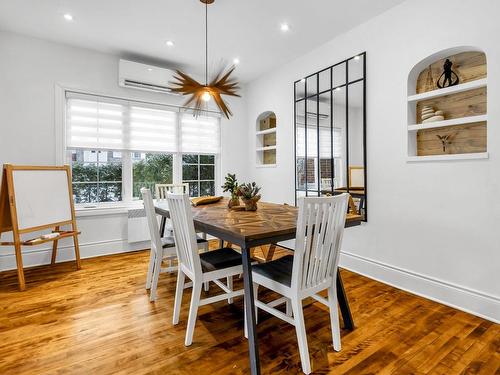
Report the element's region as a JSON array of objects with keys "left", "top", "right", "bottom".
[{"left": 154, "top": 197, "right": 362, "bottom": 375}]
